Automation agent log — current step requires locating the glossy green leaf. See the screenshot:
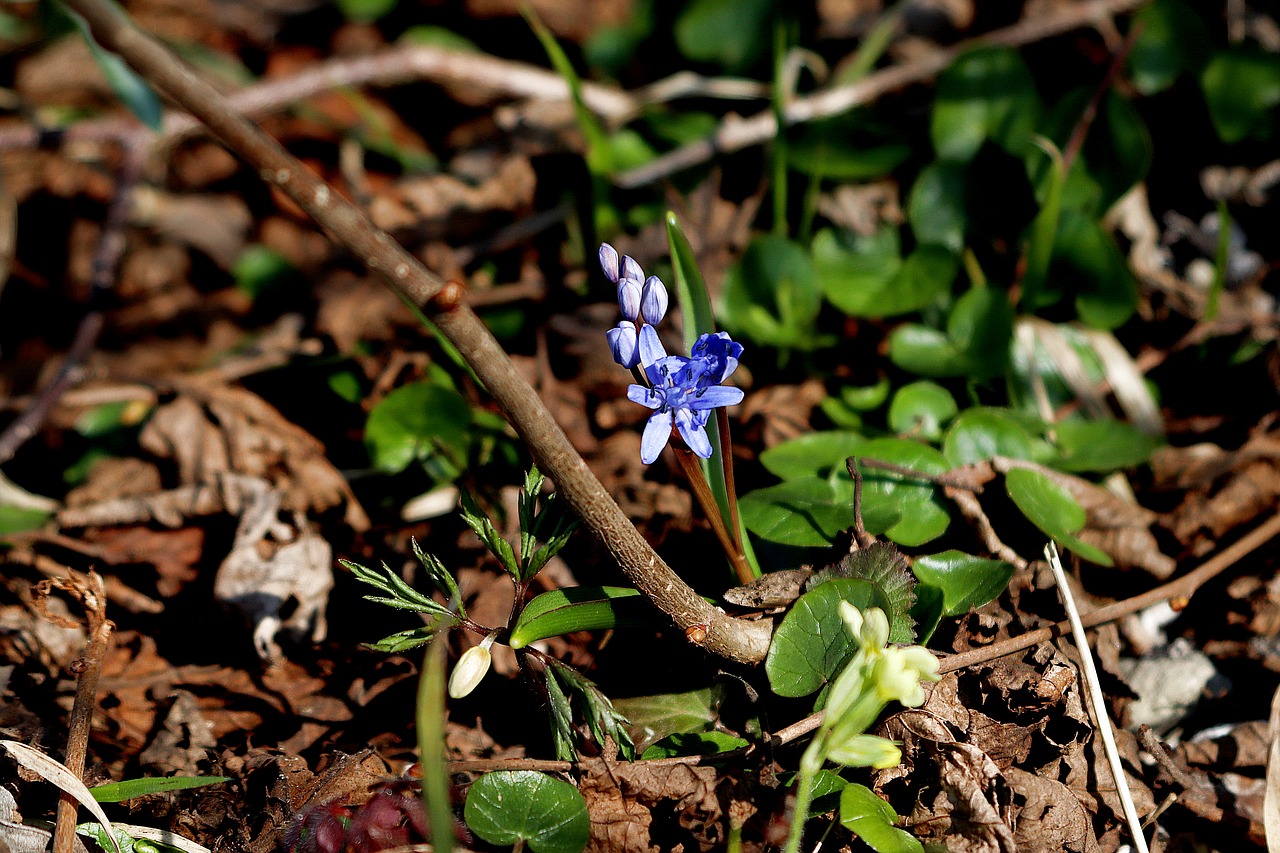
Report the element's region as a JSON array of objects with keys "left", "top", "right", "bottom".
[
  {"left": 911, "top": 551, "right": 1015, "bottom": 616},
  {"left": 674, "top": 0, "right": 773, "bottom": 72},
  {"left": 1128, "top": 0, "right": 1211, "bottom": 94},
  {"left": 721, "top": 235, "right": 826, "bottom": 349},
  {"left": 760, "top": 430, "right": 867, "bottom": 480},
  {"left": 1051, "top": 420, "right": 1163, "bottom": 472},
  {"left": 465, "top": 772, "right": 589, "bottom": 853},
  {"left": 839, "top": 783, "right": 923, "bottom": 853},
  {"left": 908, "top": 162, "right": 967, "bottom": 252},
  {"left": 364, "top": 381, "right": 472, "bottom": 474},
  {"left": 932, "top": 46, "right": 1040, "bottom": 162},
  {"left": 509, "top": 586, "right": 650, "bottom": 648},
  {"left": 888, "top": 382, "right": 957, "bottom": 441},
  {"left": 641, "top": 731, "right": 750, "bottom": 759},
  {"left": 856, "top": 439, "right": 952, "bottom": 547},
  {"left": 942, "top": 407, "right": 1040, "bottom": 466},
  {"left": 89, "top": 776, "right": 229, "bottom": 803},
  {"left": 910, "top": 583, "right": 945, "bottom": 644},
  {"left": 1004, "top": 468, "right": 1112, "bottom": 565},
  {"left": 613, "top": 687, "right": 722, "bottom": 747},
  {"left": 815, "top": 228, "right": 956, "bottom": 318},
  {"left": 765, "top": 579, "right": 891, "bottom": 698},
  {"left": 1201, "top": 48, "right": 1280, "bottom": 143},
  {"left": 740, "top": 476, "right": 858, "bottom": 547}
]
